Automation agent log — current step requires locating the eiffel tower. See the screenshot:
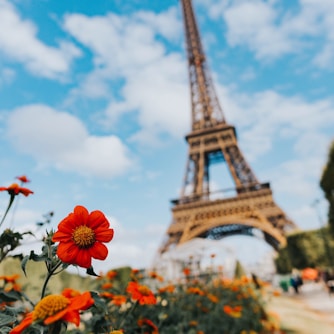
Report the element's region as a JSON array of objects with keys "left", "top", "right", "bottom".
[{"left": 159, "top": 0, "right": 297, "bottom": 255}]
